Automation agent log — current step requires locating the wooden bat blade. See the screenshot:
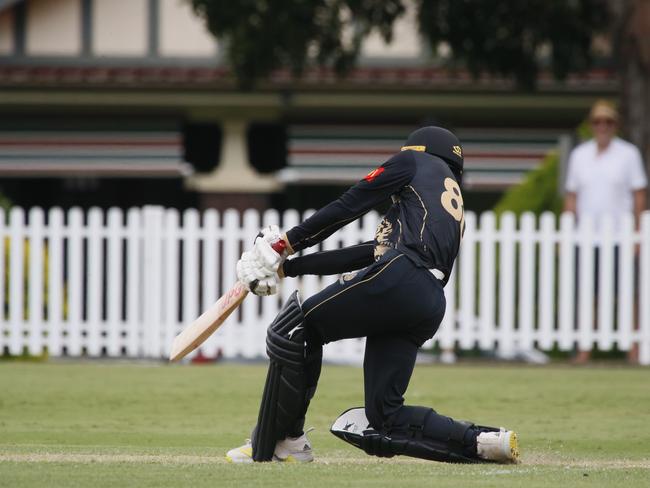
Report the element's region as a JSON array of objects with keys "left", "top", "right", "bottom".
[{"left": 169, "top": 281, "right": 249, "bottom": 362}]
